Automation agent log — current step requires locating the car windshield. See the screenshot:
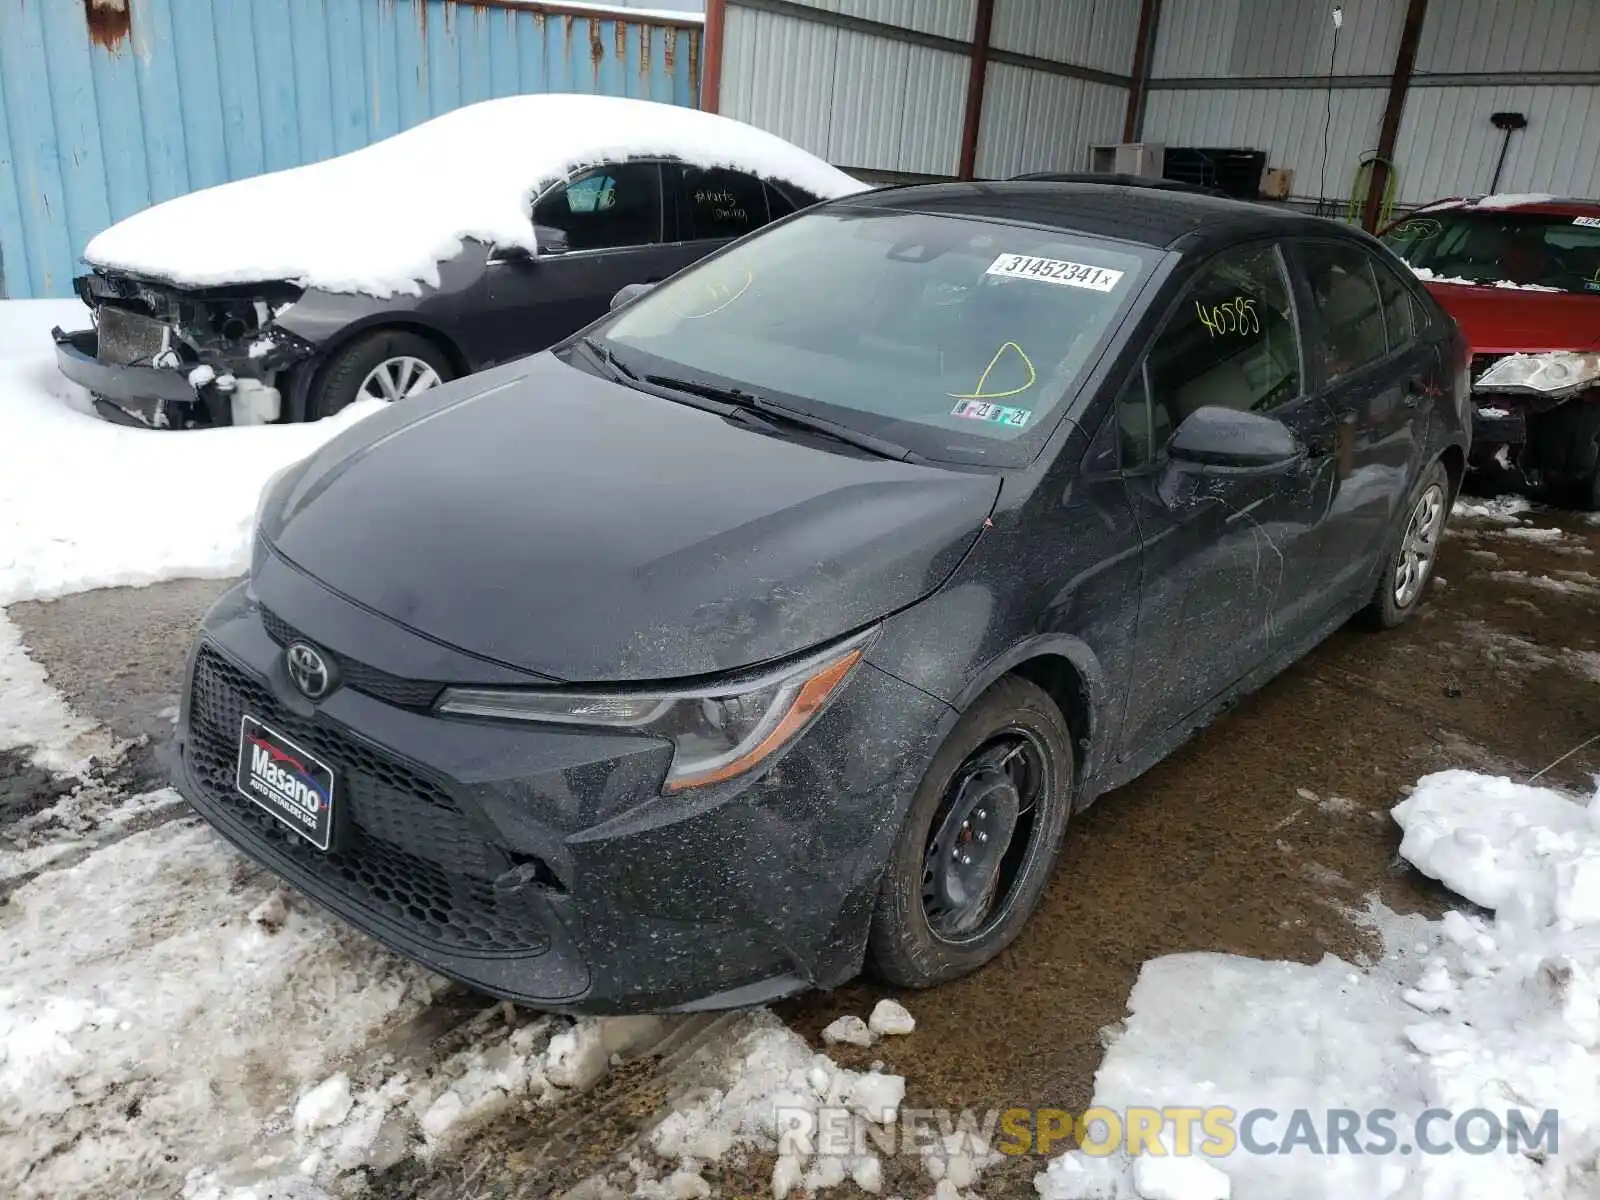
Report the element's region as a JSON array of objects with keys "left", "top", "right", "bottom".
[
  {"left": 593, "top": 207, "right": 1155, "bottom": 464},
  {"left": 1382, "top": 209, "right": 1600, "bottom": 295}
]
